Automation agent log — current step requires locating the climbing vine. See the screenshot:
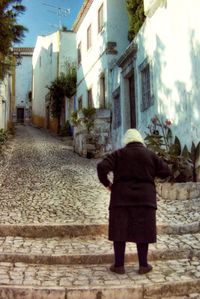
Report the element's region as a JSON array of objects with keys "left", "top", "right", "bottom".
[{"left": 126, "top": 0, "right": 146, "bottom": 41}]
